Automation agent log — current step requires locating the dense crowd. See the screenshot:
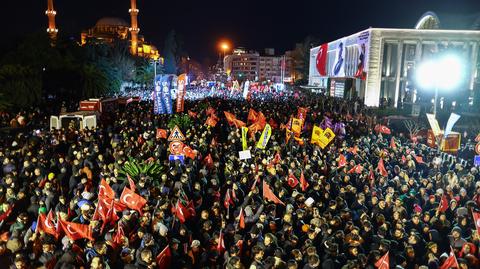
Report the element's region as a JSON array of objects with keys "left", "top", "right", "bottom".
[{"left": 0, "top": 90, "right": 479, "bottom": 269}]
